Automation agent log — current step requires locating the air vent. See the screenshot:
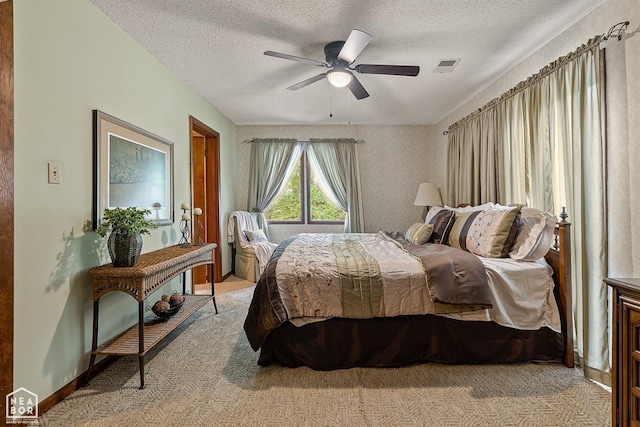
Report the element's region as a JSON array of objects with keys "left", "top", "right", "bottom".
[{"left": 433, "top": 58, "right": 461, "bottom": 73}]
